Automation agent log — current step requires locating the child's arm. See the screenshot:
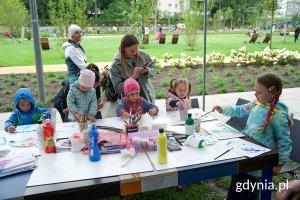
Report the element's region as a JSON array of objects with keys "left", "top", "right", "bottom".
[
  {"left": 4, "top": 110, "right": 18, "bottom": 132},
  {"left": 87, "top": 90, "right": 98, "bottom": 120},
  {"left": 141, "top": 98, "right": 159, "bottom": 116},
  {"left": 116, "top": 99, "right": 128, "bottom": 117},
  {"left": 273, "top": 111, "right": 292, "bottom": 166},
  {"left": 213, "top": 101, "right": 253, "bottom": 118},
  {"left": 67, "top": 88, "right": 78, "bottom": 116}
]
